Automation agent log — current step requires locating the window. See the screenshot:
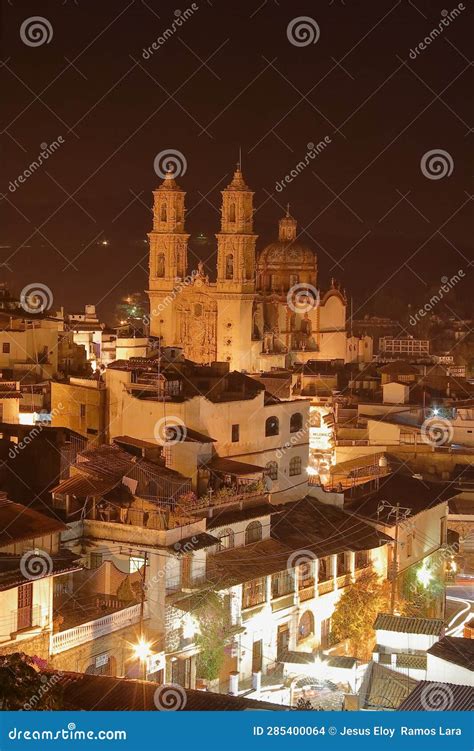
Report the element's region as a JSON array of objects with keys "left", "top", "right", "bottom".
[
  {"left": 130, "top": 555, "right": 146, "bottom": 573},
  {"left": 289, "top": 456, "right": 302, "bottom": 476},
  {"left": 271, "top": 570, "right": 294, "bottom": 598},
  {"left": 194, "top": 303, "right": 203, "bottom": 317},
  {"left": 157, "top": 253, "right": 165, "bottom": 278},
  {"left": 80, "top": 404, "right": 86, "bottom": 418},
  {"left": 218, "top": 528, "right": 235, "bottom": 550},
  {"left": 298, "top": 611, "right": 314, "bottom": 643},
  {"left": 336, "top": 552, "right": 349, "bottom": 576},
  {"left": 90, "top": 552, "right": 103, "bottom": 569},
  {"left": 229, "top": 203, "right": 236, "bottom": 222},
  {"left": 2, "top": 342, "right": 10, "bottom": 354},
  {"left": 242, "top": 577, "right": 266, "bottom": 608},
  {"left": 225, "top": 253, "right": 234, "bottom": 280},
  {"left": 265, "top": 461, "right": 278, "bottom": 481},
  {"left": 160, "top": 203, "right": 167, "bottom": 222},
  {"left": 290, "top": 412, "right": 303, "bottom": 433},
  {"left": 265, "top": 416, "right": 279, "bottom": 437},
  {"left": 231, "top": 424, "right": 240, "bottom": 443},
  {"left": 245, "top": 520, "right": 262, "bottom": 545},
  {"left": 318, "top": 556, "right": 331, "bottom": 582},
  {"left": 355, "top": 550, "right": 370, "bottom": 569}
]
